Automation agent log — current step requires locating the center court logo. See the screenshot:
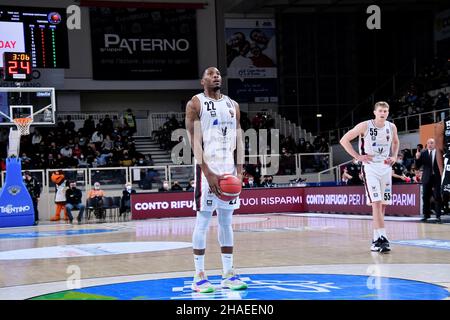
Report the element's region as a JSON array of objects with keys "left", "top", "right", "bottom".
[{"left": 29, "top": 273, "right": 450, "bottom": 300}]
